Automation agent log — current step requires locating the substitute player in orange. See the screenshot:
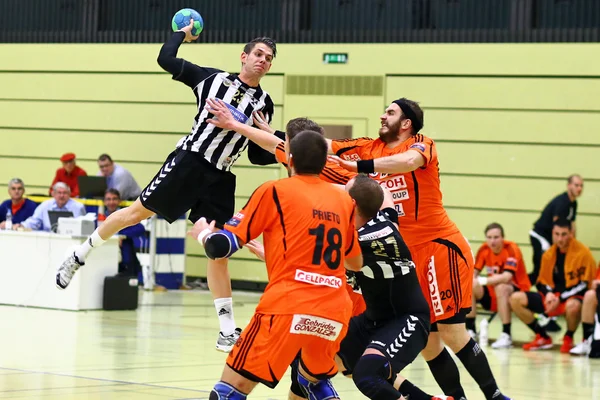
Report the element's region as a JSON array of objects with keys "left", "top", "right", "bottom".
[
  {"left": 189, "top": 130, "right": 363, "bottom": 399},
  {"left": 328, "top": 98, "right": 511, "bottom": 400},
  {"left": 466, "top": 223, "right": 531, "bottom": 349}
]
